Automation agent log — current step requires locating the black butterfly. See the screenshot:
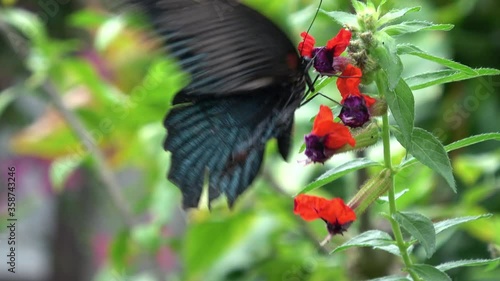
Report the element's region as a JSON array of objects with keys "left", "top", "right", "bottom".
[{"left": 130, "top": 0, "right": 311, "bottom": 208}]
